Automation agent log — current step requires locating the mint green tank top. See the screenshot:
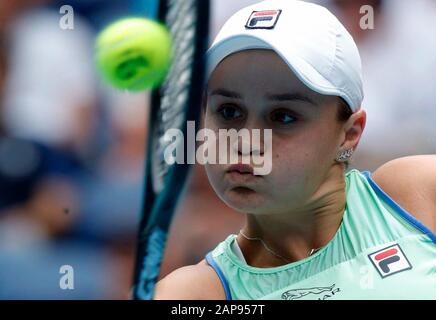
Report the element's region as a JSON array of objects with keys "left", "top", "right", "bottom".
[{"left": 205, "top": 169, "right": 436, "bottom": 300}]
